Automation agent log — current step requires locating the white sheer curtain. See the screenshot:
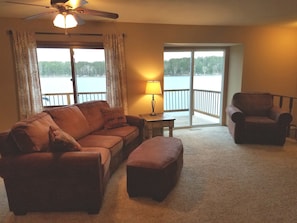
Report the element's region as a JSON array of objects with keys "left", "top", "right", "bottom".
[
  {"left": 11, "top": 30, "right": 43, "bottom": 119},
  {"left": 103, "top": 33, "right": 128, "bottom": 113}
]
